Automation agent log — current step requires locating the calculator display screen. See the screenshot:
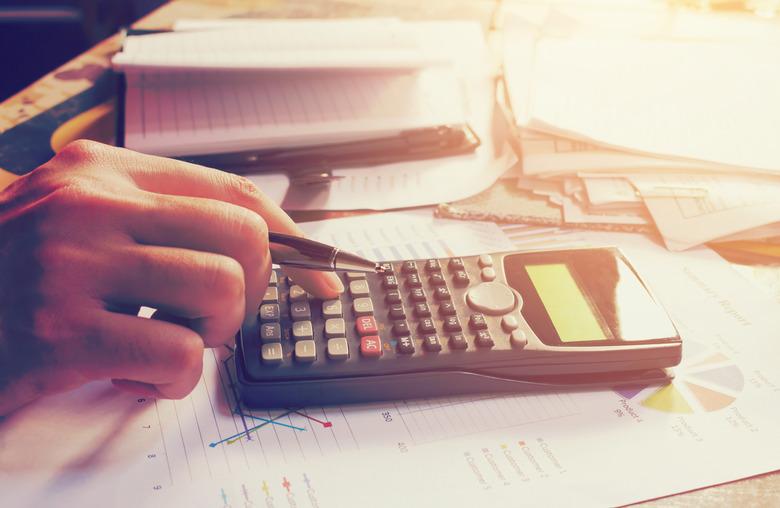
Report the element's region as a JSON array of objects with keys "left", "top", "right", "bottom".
[
  {"left": 504, "top": 249, "right": 678, "bottom": 346},
  {"left": 525, "top": 263, "right": 608, "bottom": 343}
]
